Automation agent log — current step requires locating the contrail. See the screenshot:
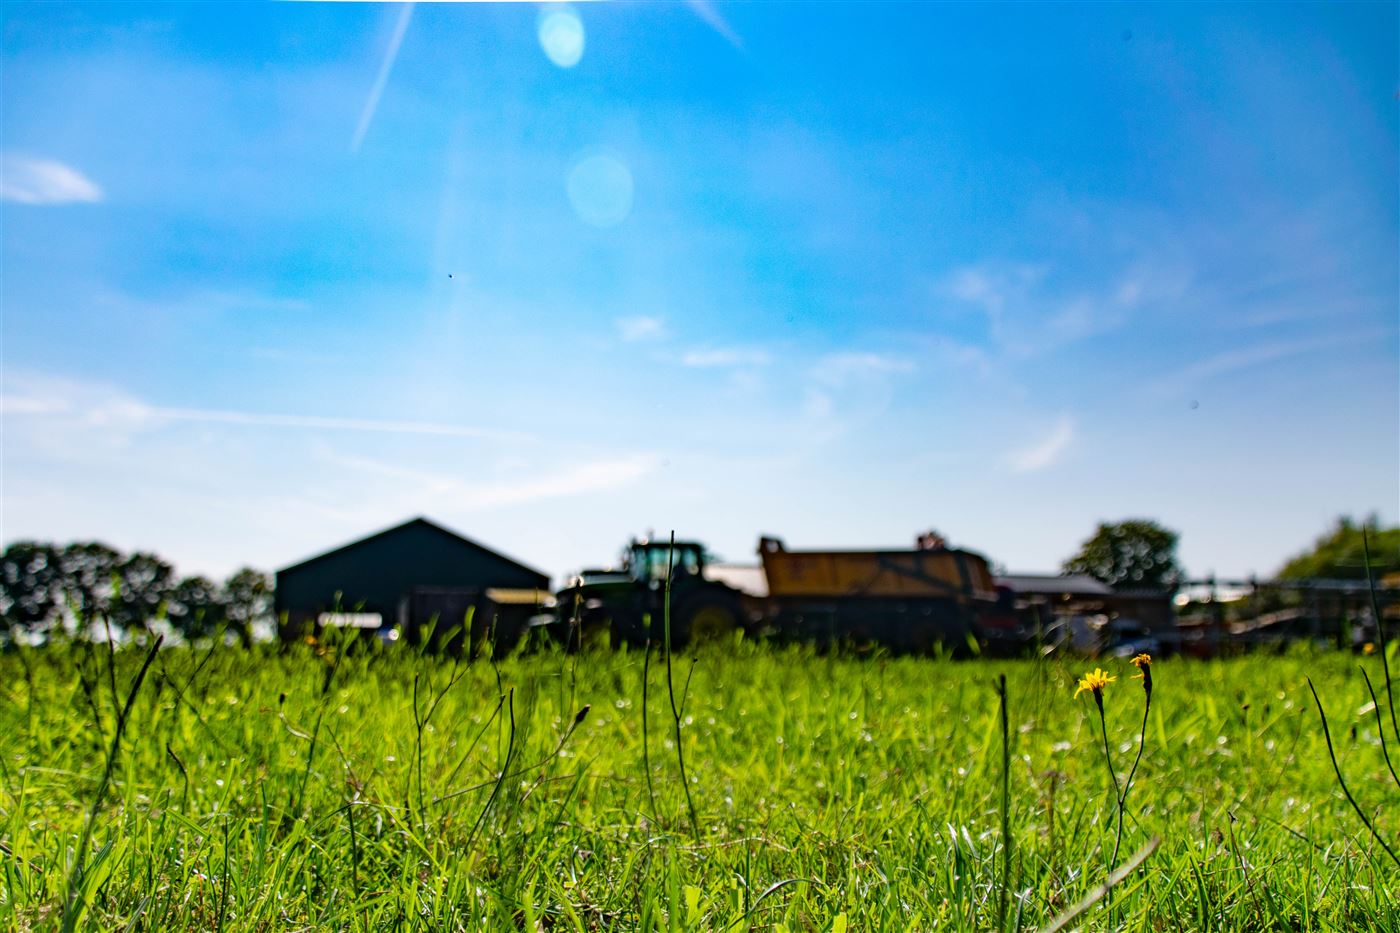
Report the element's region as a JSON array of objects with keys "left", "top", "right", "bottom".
[
  {"left": 2, "top": 383, "right": 537, "bottom": 442},
  {"left": 351, "top": 2, "right": 414, "bottom": 153},
  {"left": 152, "top": 405, "right": 537, "bottom": 443}
]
